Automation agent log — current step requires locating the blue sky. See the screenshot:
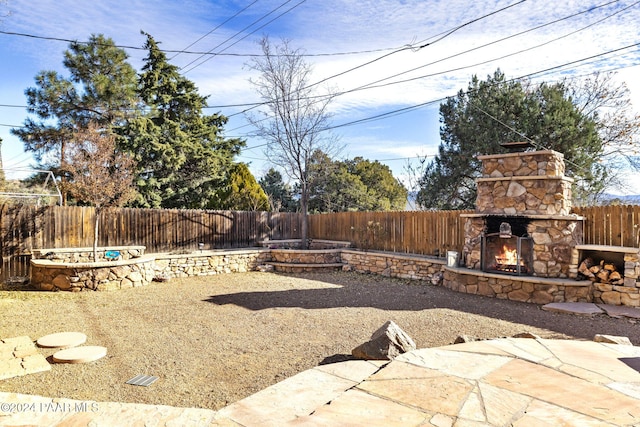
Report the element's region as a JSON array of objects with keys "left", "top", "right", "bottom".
[{"left": 1, "top": 0, "right": 639, "bottom": 195}]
